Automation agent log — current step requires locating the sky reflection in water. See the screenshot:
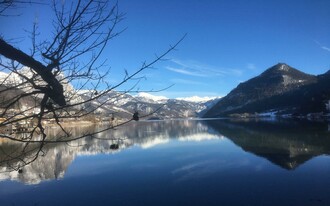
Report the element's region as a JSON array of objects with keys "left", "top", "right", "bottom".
[{"left": 1, "top": 119, "right": 330, "bottom": 206}]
